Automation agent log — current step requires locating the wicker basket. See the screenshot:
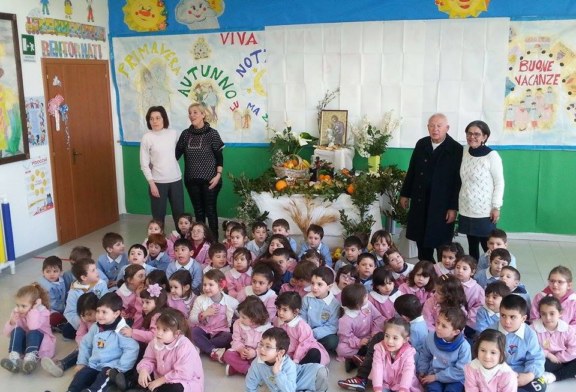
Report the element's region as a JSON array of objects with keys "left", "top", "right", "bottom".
[{"left": 273, "top": 154, "right": 310, "bottom": 179}]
